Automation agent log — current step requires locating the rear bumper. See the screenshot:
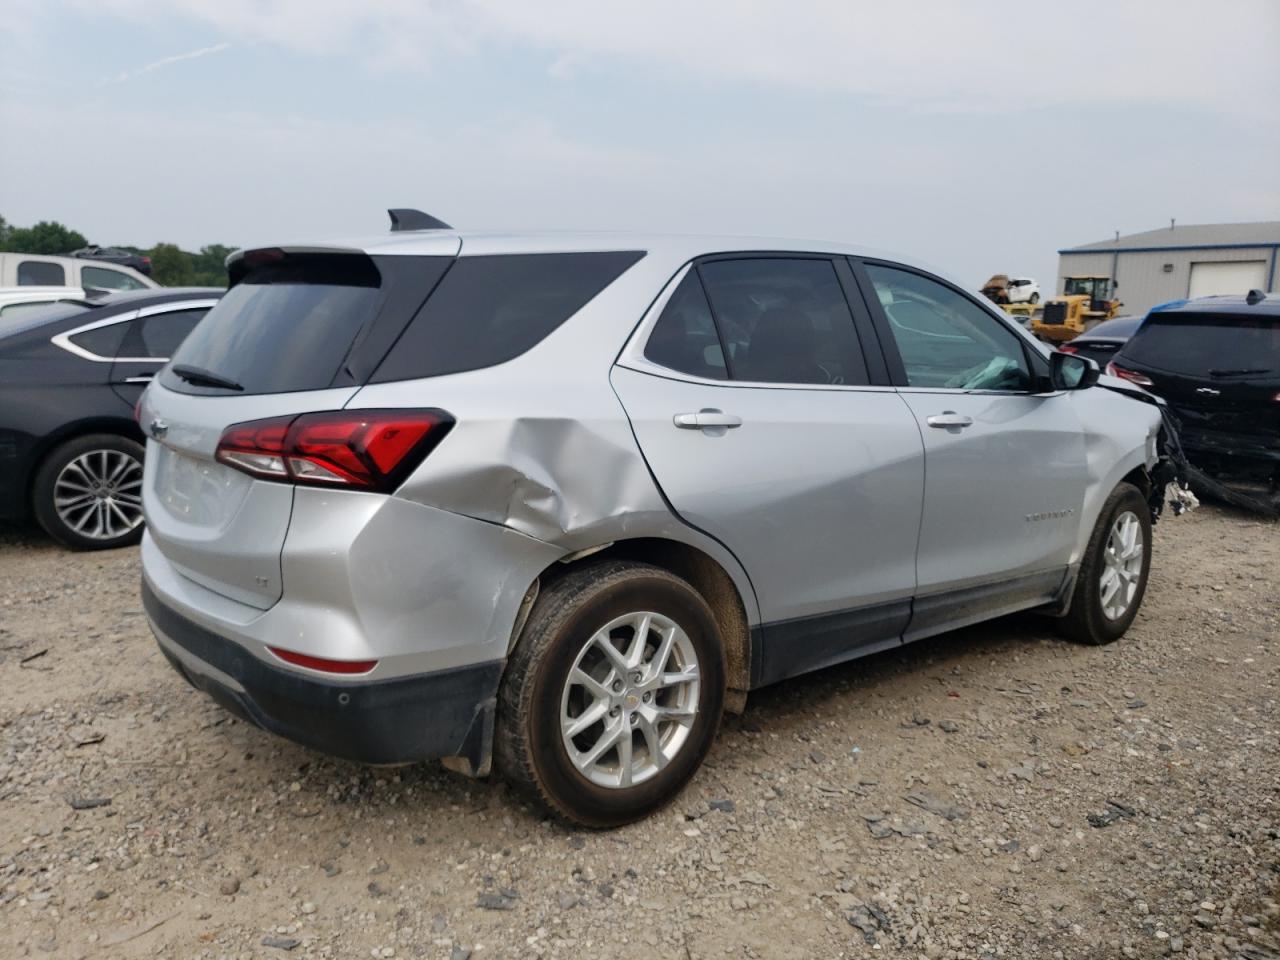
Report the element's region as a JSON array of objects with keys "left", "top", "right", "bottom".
[{"left": 144, "top": 579, "right": 503, "bottom": 768}]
